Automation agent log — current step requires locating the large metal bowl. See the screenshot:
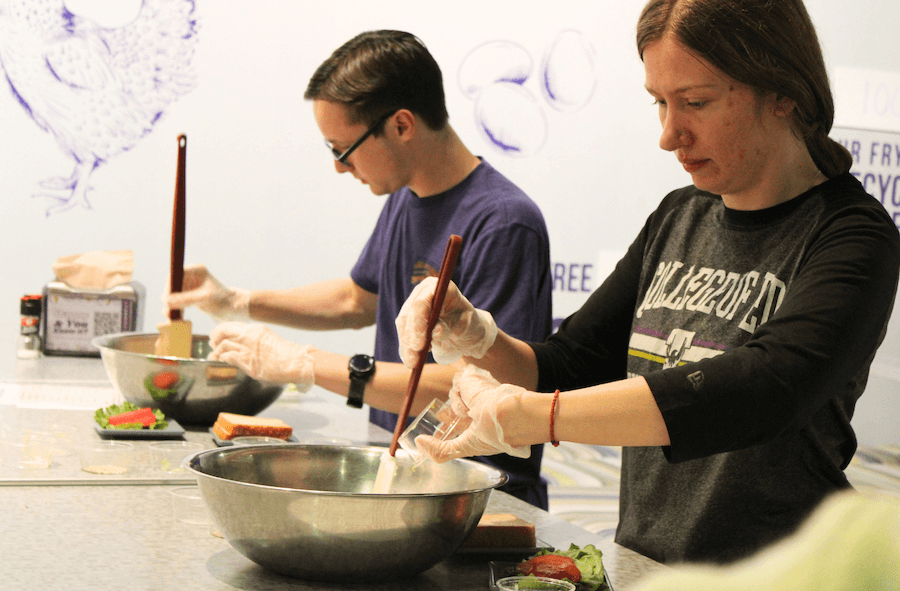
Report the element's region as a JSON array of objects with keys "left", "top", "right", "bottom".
[
  {"left": 92, "top": 332, "right": 284, "bottom": 426},
  {"left": 184, "top": 444, "right": 509, "bottom": 582}
]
